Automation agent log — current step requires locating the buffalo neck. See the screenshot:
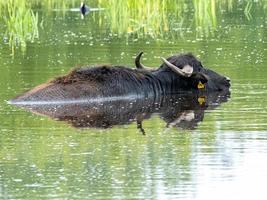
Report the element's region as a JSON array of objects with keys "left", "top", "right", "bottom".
[{"left": 144, "top": 68, "right": 185, "bottom": 95}]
